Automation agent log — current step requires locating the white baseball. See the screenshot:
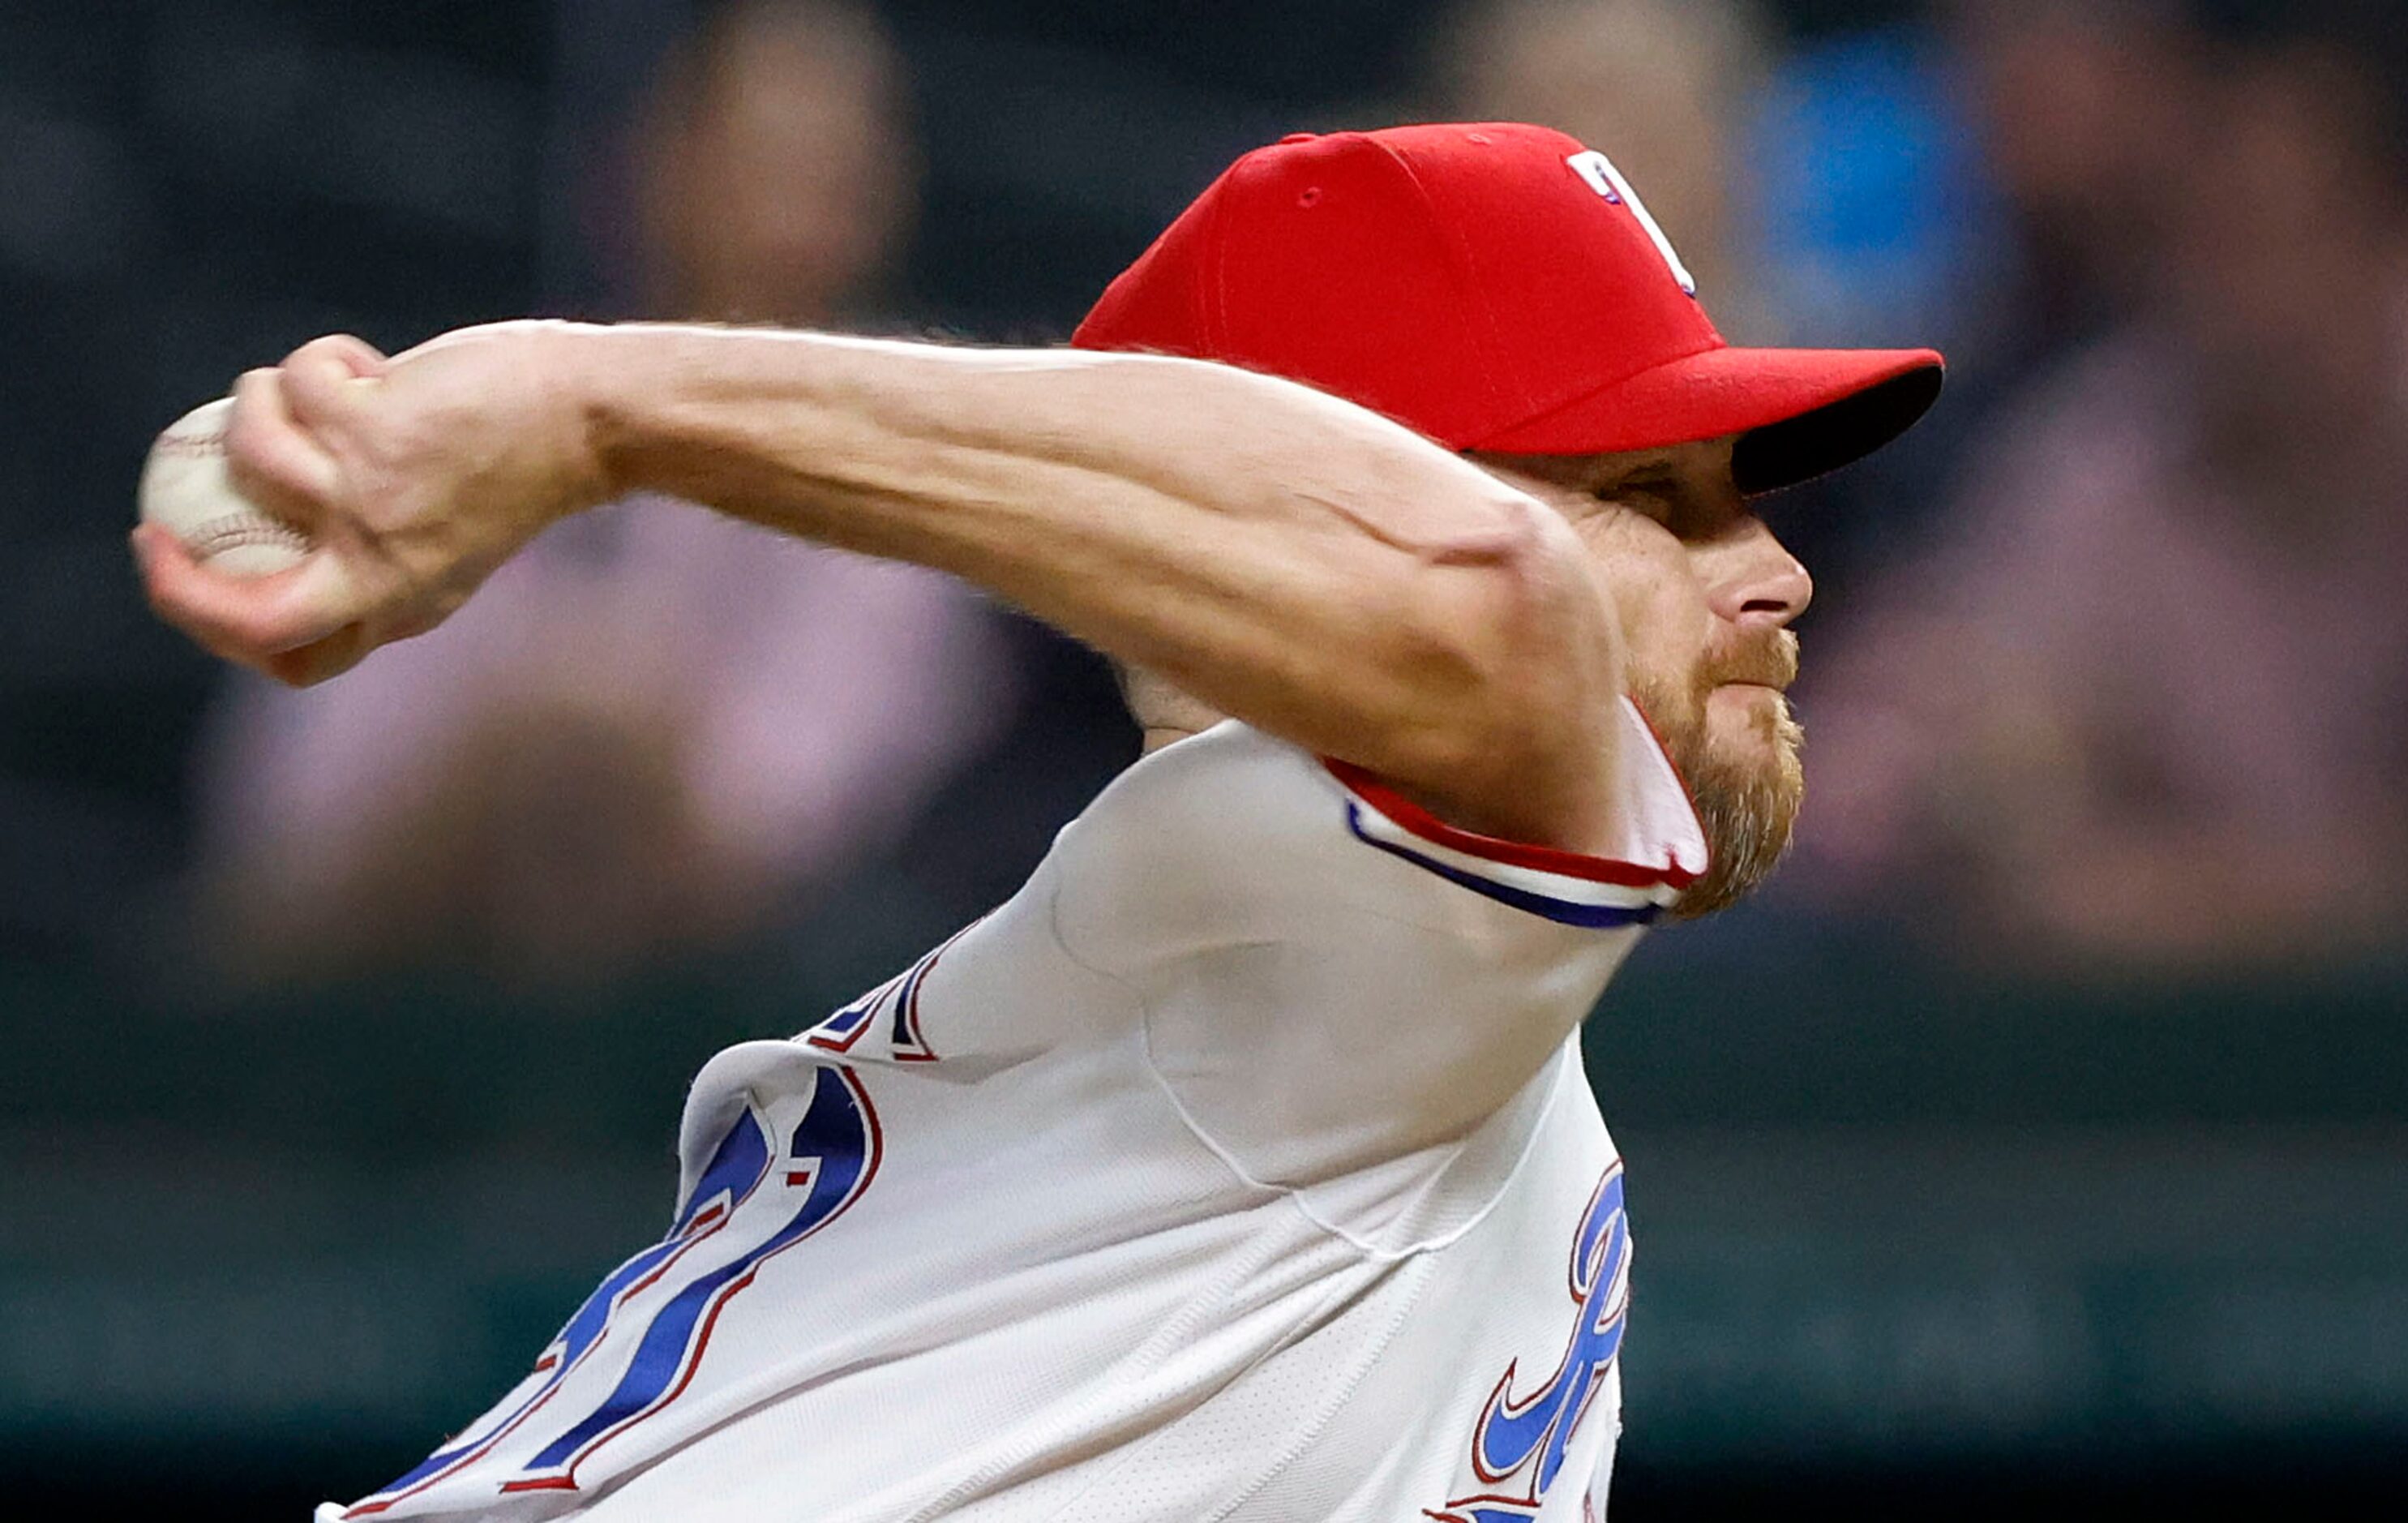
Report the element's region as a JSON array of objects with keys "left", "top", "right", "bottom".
[{"left": 138, "top": 397, "right": 315, "bottom": 576}]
